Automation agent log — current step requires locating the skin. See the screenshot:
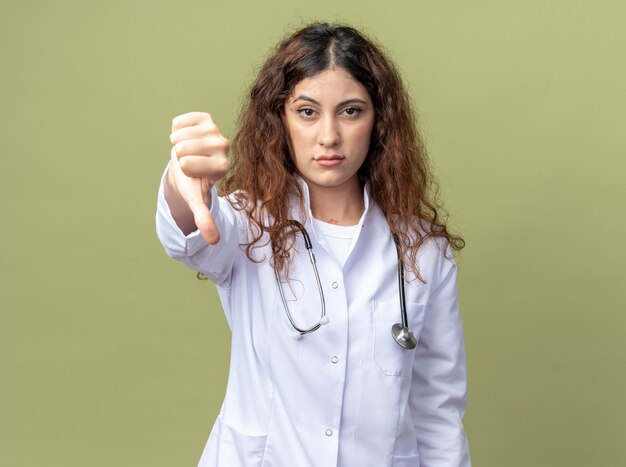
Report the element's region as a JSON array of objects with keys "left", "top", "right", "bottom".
[
  {"left": 164, "top": 68, "right": 375, "bottom": 242},
  {"left": 284, "top": 68, "right": 375, "bottom": 226},
  {"left": 165, "top": 112, "right": 230, "bottom": 243}
]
